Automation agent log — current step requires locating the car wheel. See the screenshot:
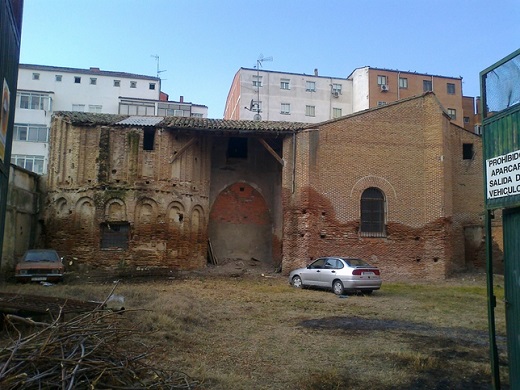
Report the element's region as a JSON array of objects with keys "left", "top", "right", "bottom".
[
  {"left": 332, "top": 280, "right": 344, "bottom": 295},
  {"left": 292, "top": 275, "right": 303, "bottom": 288}
]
